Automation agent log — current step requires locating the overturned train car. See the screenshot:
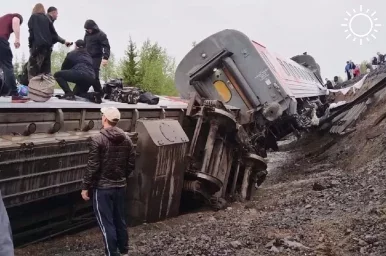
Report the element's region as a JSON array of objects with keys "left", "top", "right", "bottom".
[
  {"left": 176, "top": 29, "right": 328, "bottom": 153},
  {"left": 0, "top": 97, "right": 263, "bottom": 245},
  {"left": 1, "top": 29, "right": 328, "bottom": 245}
]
